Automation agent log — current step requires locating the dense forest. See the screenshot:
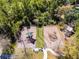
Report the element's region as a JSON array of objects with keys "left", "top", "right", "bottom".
[{"left": 0, "top": 0, "right": 79, "bottom": 59}]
